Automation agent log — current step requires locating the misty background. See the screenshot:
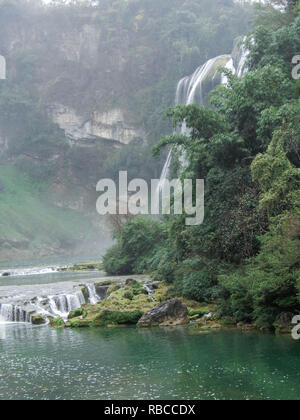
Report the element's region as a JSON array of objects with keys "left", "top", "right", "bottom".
[{"left": 0, "top": 0, "right": 257, "bottom": 262}]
